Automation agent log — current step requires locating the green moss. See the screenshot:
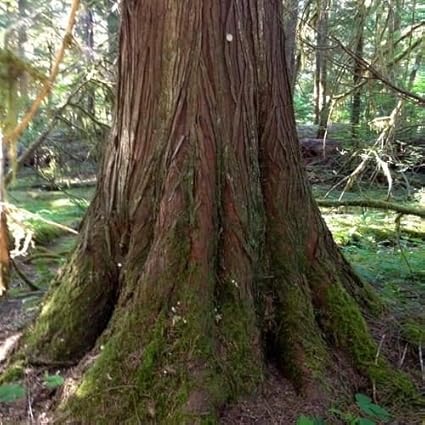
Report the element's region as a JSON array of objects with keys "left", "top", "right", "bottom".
[
  {"left": 263, "top": 227, "right": 329, "bottom": 390},
  {"left": 323, "top": 283, "right": 419, "bottom": 403},
  {"left": 274, "top": 278, "right": 328, "bottom": 386},
  {"left": 62, "top": 292, "right": 213, "bottom": 424},
  {"left": 368, "top": 364, "right": 418, "bottom": 403},
  {"left": 56, "top": 263, "right": 264, "bottom": 425},
  {"left": 213, "top": 280, "right": 264, "bottom": 400},
  {"left": 59, "top": 214, "right": 209, "bottom": 423},
  {"left": 324, "top": 283, "right": 376, "bottom": 363},
  {"left": 401, "top": 319, "right": 425, "bottom": 346},
  {"left": 135, "top": 317, "right": 166, "bottom": 388},
  {"left": 24, "top": 244, "right": 117, "bottom": 362},
  {"left": 0, "top": 361, "right": 25, "bottom": 384}
]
